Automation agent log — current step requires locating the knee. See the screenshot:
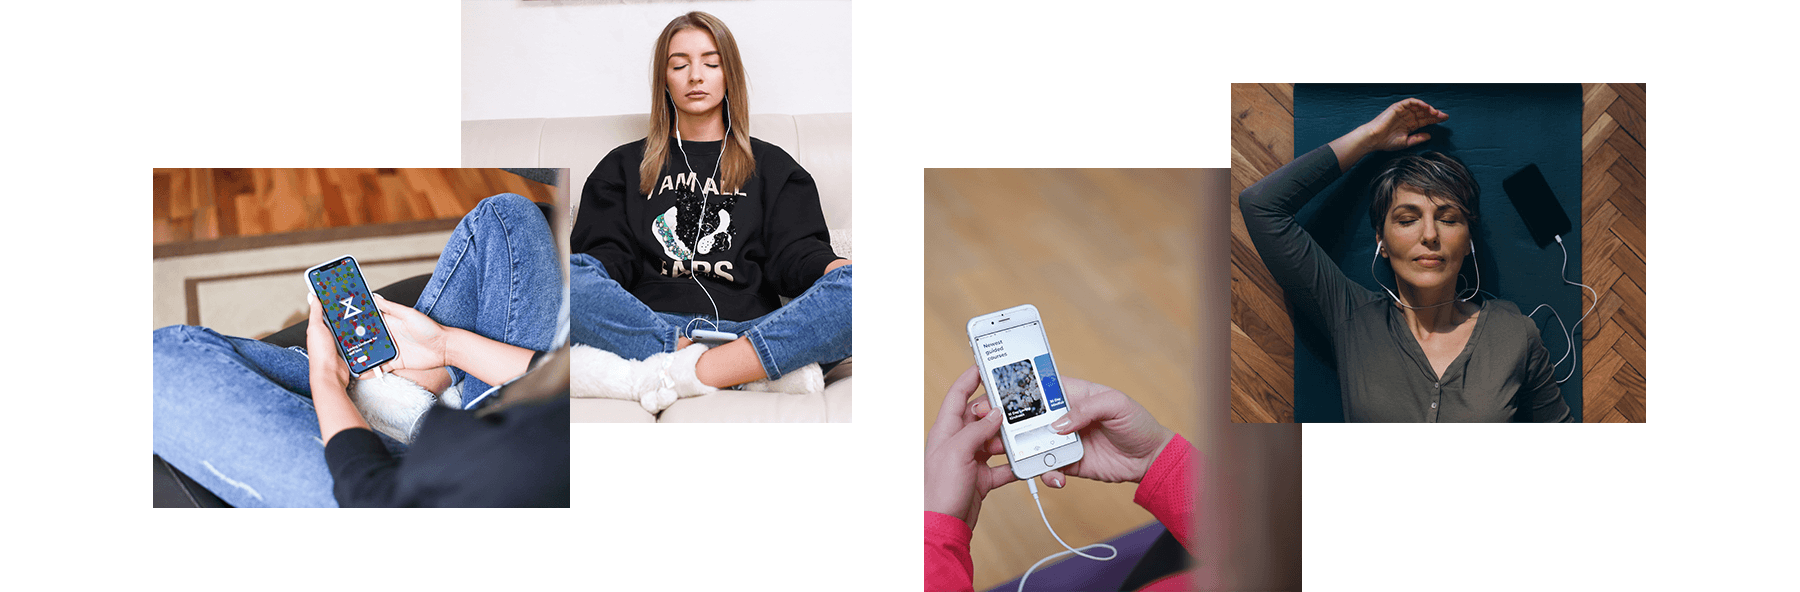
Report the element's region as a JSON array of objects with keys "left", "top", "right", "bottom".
[
  {"left": 570, "top": 253, "right": 613, "bottom": 281},
  {"left": 477, "top": 192, "right": 541, "bottom": 221},
  {"left": 153, "top": 322, "right": 225, "bottom": 350}
]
